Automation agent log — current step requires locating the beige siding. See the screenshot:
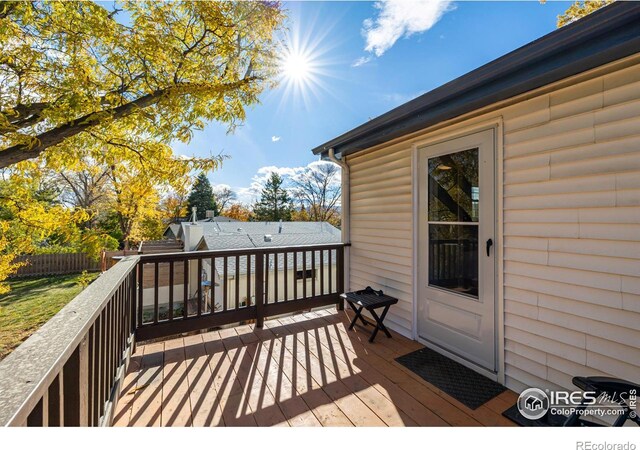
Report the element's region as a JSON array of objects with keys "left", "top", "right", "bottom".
[
  {"left": 347, "top": 56, "right": 640, "bottom": 390},
  {"left": 500, "top": 61, "right": 640, "bottom": 391},
  {"left": 348, "top": 143, "right": 414, "bottom": 336}
]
